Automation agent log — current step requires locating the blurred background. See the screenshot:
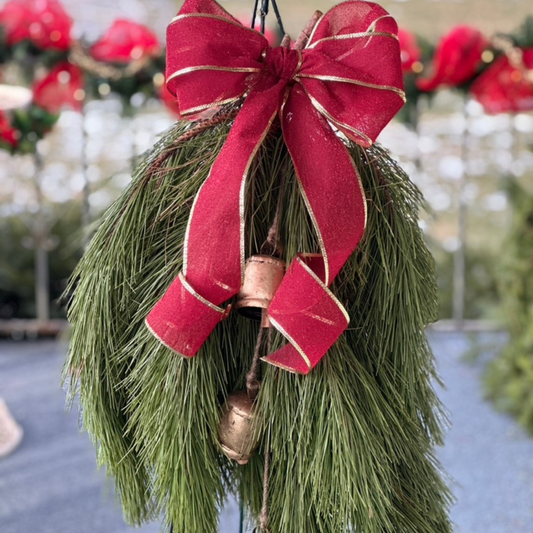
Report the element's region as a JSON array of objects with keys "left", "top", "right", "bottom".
[{"left": 1, "top": 0, "right": 533, "bottom": 532}]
